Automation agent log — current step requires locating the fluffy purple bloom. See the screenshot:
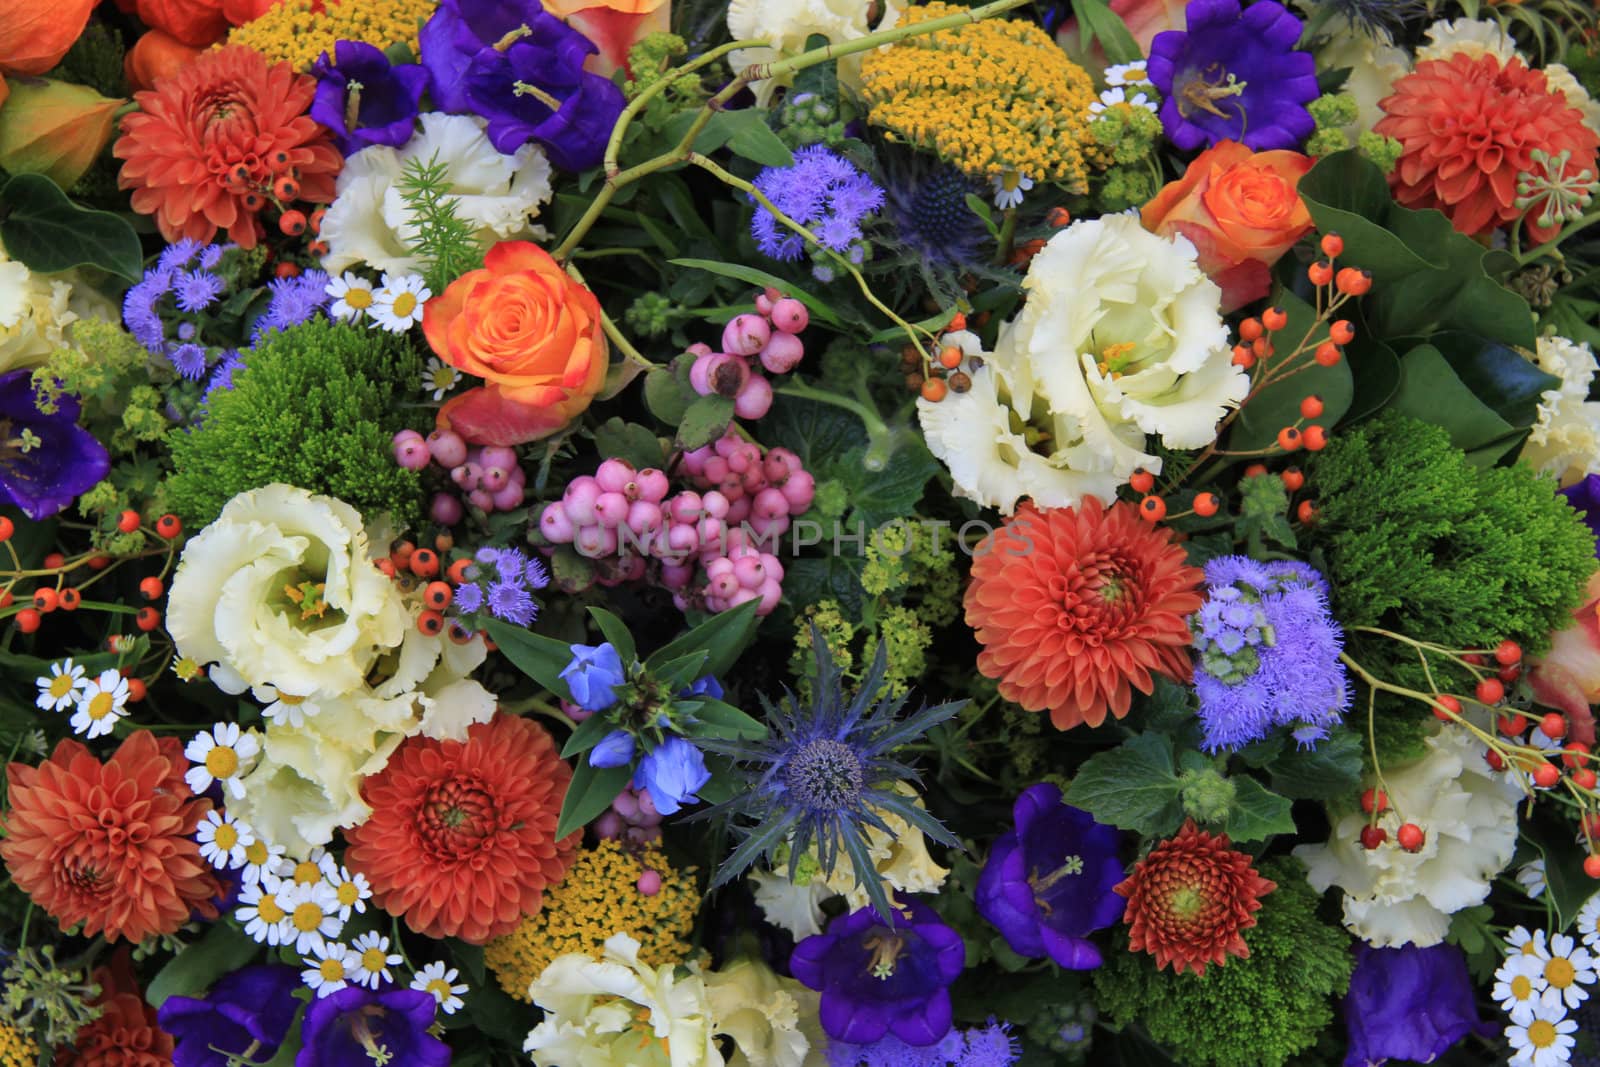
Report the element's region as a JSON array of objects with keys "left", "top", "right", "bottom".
[
  {"left": 312, "top": 40, "right": 429, "bottom": 154},
  {"left": 296, "top": 986, "right": 449, "bottom": 1067},
  {"left": 1343, "top": 943, "right": 1486, "bottom": 1067},
  {"left": 1561, "top": 475, "right": 1600, "bottom": 556},
  {"left": 792, "top": 898, "right": 965, "bottom": 1047},
  {"left": 158, "top": 964, "right": 300, "bottom": 1067},
  {"left": 123, "top": 270, "right": 172, "bottom": 351},
  {"left": 487, "top": 578, "right": 536, "bottom": 624},
  {"left": 635, "top": 735, "right": 709, "bottom": 815},
  {"left": 168, "top": 343, "right": 209, "bottom": 381},
  {"left": 1148, "top": 0, "right": 1318, "bottom": 151},
  {"left": 157, "top": 238, "right": 202, "bottom": 274},
  {"left": 254, "top": 270, "right": 331, "bottom": 340},
  {"left": 976, "top": 783, "right": 1123, "bottom": 969},
  {"left": 173, "top": 270, "right": 224, "bottom": 313},
  {"left": 825, "top": 1019, "right": 1018, "bottom": 1066},
  {"left": 1192, "top": 555, "right": 1349, "bottom": 750},
  {"left": 452, "top": 580, "right": 484, "bottom": 614},
  {"left": 419, "top": 0, "right": 624, "bottom": 170},
  {"left": 0, "top": 370, "right": 110, "bottom": 520},
  {"left": 561, "top": 641, "right": 627, "bottom": 710},
  {"left": 201, "top": 350, "right": 243, "bottom": 411},
  {"left": 524, "top": 555, "right": 550, "bottom": 588},
  {"left": 751, "top": 146, "right": 885, "bottom": 261}
]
